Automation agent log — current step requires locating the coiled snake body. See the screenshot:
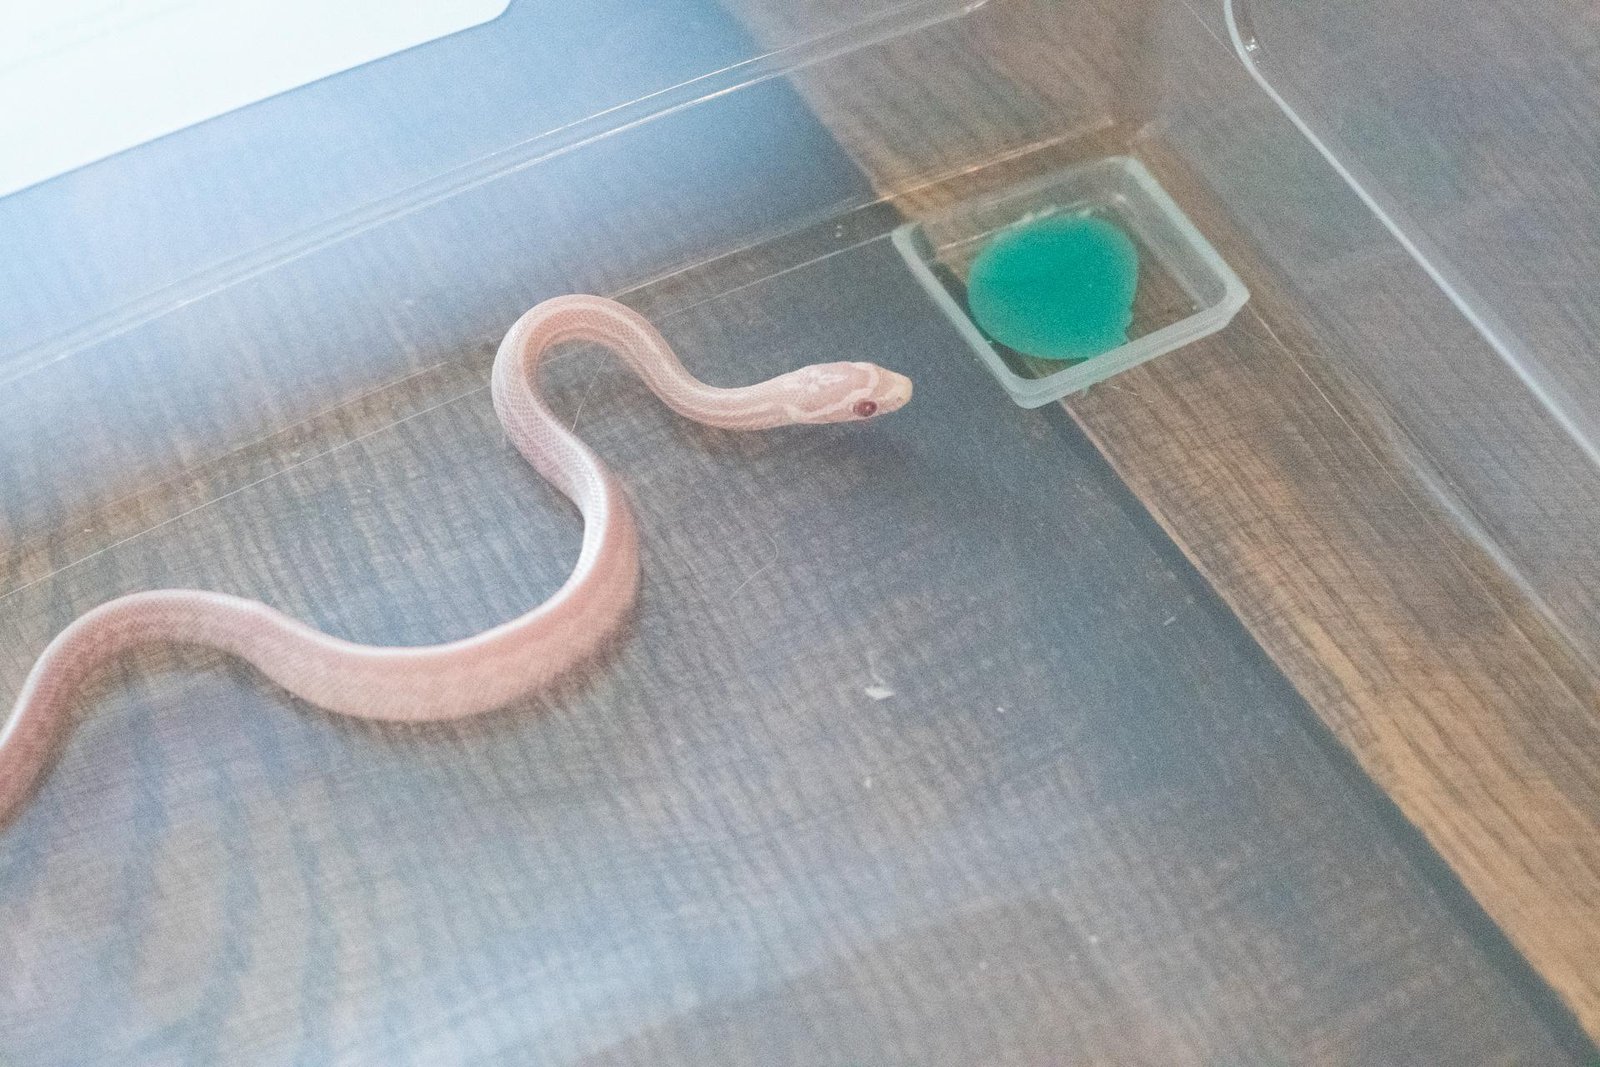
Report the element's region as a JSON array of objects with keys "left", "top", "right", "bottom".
[{"left": 0, "top": 295, "right": 912, "bottom": 826}]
